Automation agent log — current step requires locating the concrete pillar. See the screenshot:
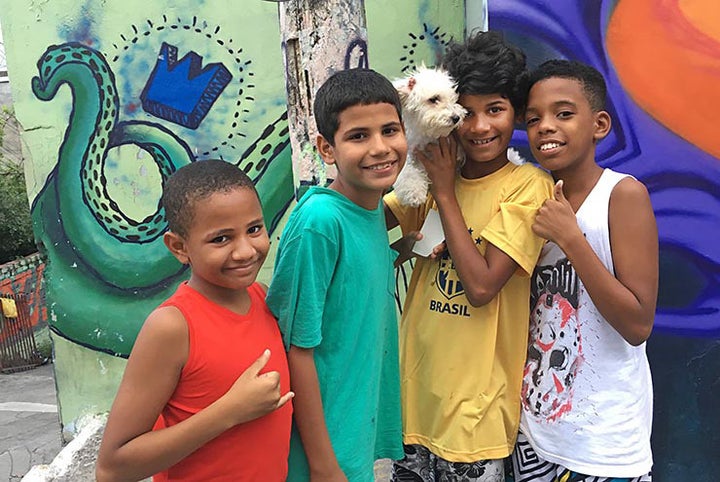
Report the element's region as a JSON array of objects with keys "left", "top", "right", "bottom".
[{"left": 278, "top": 0, "right": 368, "bottom": 197}]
